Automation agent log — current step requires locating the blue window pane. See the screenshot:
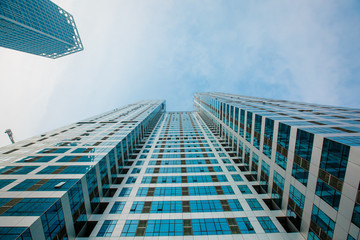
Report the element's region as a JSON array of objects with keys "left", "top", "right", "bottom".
[
  {"left": 292, "top": 163, "right": 308, "bottom": 186},
  {"left": 289, "top": 185, "right": 305, "bottom": 209},
  {"left": 238, "top": 185, "right": 252, "bottom": 194},
  {"left": 38, "top": 148, "right": 70, "bottom": 154},
  {"left": 126, "top": 176, "right": 137, "bottom": 184},
  {"left": 192, "top": 218, "right": 231, "bottom": 235},
  {"left": 226, "top": 166, "right": 236, "bottom": 172},
  {"left": 119, "top": 187, "right": 132, "bottom": 197},
  {"left": 235, "top": 217, "right": 255, "bottom": 234},
  {"left": 257, "top": 217, "right": 278, "bottom": 233},
  {"left": 295, "top": 129, "right": 314, "bottom": 161},
  {"left": 231, "top": 174, "right": 243, "bottom": 182},
  {"left": 145, "top": 219, "right": 183, "bottom": 236},
  {"left": 110, "top": 202, "right": 126, "bottom": 214},
  {"left": 320, "top": 139, "right": 350, "bottom": 180},
  {"left": 311, "top": 205, "right": 335, "bottom": 238},
  {"left": 57, "top": 155, "right": 102, "bottom": 162},
  {"left": 273, "top": 171, "right": 285, "bottom": 190},
  {"left": 0, "top": 227, "right": 29, "bottom": 240},
  {"left": 9, "top": 179, "right": 78, "bottom": 191},
  {"left": 277, "top": 123, "right": 291, "bottom": 148},
  {"left": 121, "top": 220, "right": 139, "bottom": 237},
  {"left": 275, "top": 152, "right": 287, "bottom": 170},
  {"left": 2, "top": 198, "right": 57, "bottom": 216},
  {"left": 0, "top": 179, "right": 15, "bottom": 189},
  {"left": 246, "top": 199, "right": 263, "bottom": 210},
  {"left": 17, "top": 156, "right": 56, "bottom": 163},
  {"left": 0, "top": 166, "right": 38, "bottom": 175},
  {"left": 37, "top": 165, "right": 92, "bottom": 174},
  {"left": 97, "top": 220, "right": 117, "bottom": 237},
  {"left": 41, "top": 200, "right": 65, "bottom": 240},
  {"left": 315, "top": 179, "right": 341, "bottom": 210}
]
